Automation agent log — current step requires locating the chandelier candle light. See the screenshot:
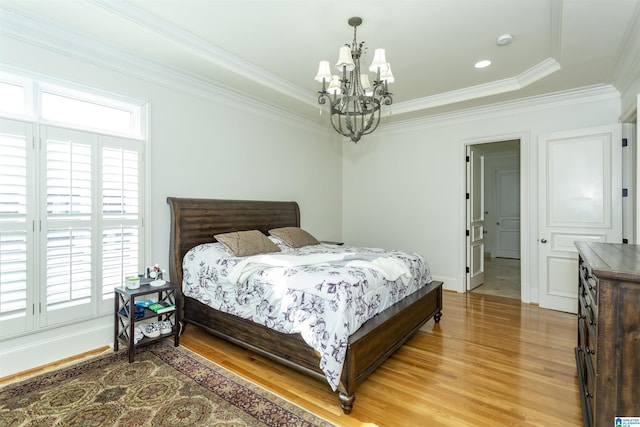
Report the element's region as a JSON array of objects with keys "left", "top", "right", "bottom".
[{"left": 315, "top": 17, "right": 394, "bottom": 143}]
